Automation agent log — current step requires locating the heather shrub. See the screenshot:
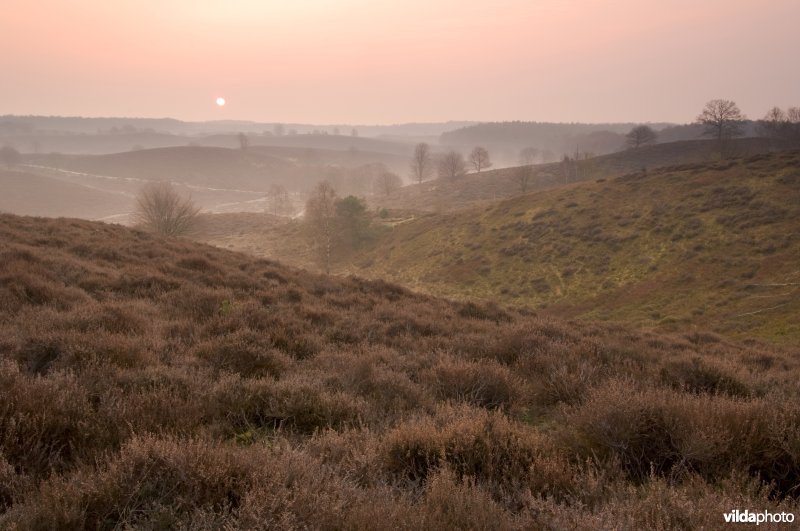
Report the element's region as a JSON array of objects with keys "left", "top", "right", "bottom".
[
  {"left": 424, "top": 358, "right": 523, "bottom": 410},
  {"left": 2, "top": 213, "right": 800, "bottom": 528},
  {"left": 382, "top": 406, "right": 548, "bottom": 488},
  {"left": 213, "top": 375, "right": 366, "bottom": 435},
  {"left": 0, "top": 361, "right": 118, "bottom": 479},
  {"left": 660, "top": 358, "right": 751, "bottom": 397},
  {"left": 194, "top": 330, "right": 291, "bottom": 378},
  {"left": 562, "top": 380, "right": 800, "bottom": 493},
  {"left": 3, "top": 436, "right": 260, "bottom": 529}
]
